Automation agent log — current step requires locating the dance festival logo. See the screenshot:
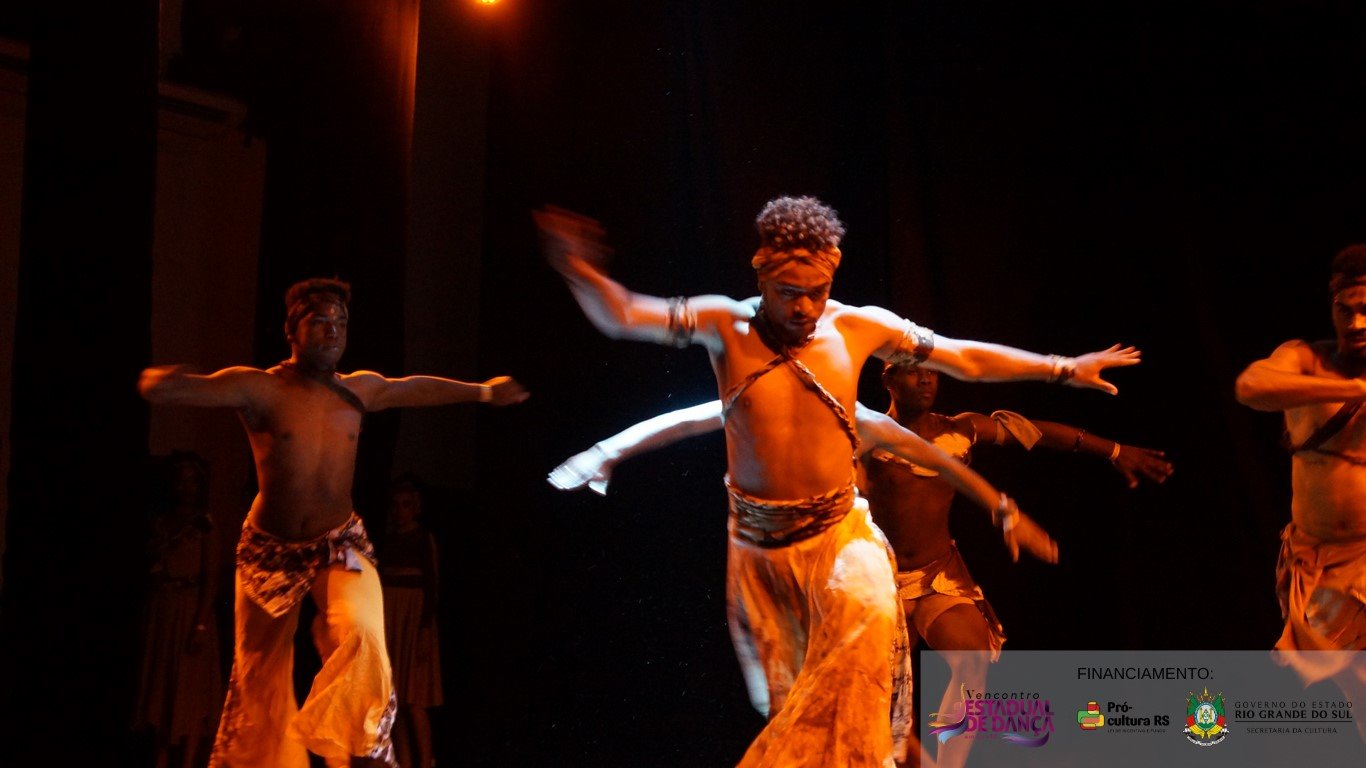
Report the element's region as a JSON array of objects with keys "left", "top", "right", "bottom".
[
  {"left": 1076, "top": 700, "right": 1105, "bottom": 730},
  {"left": 1184, "top": 687, "right": 1229, "bottom": 746},
  {"left": 930, "top": 685, "right": 1055, "bottom": 747}
]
